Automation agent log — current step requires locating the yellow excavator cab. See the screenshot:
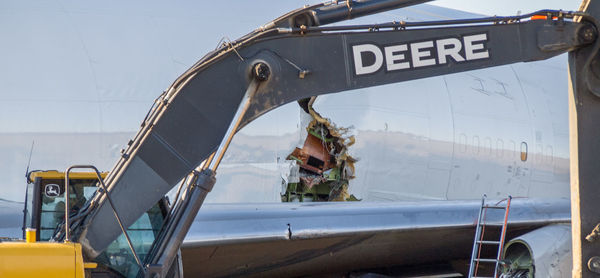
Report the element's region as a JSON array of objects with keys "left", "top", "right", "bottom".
[
  {"left": 24, "top": 170, "right": 107, "bottom": 241},
  {"left": 0, "top": 171, "right": 106, "bottom": 278},
  {"left": 13, "top": 169, "right": 169, "bottom": 277}
]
